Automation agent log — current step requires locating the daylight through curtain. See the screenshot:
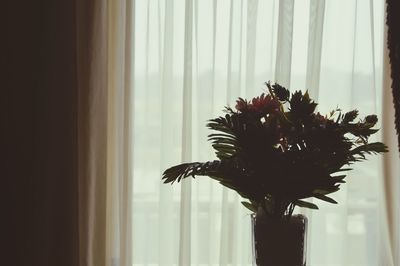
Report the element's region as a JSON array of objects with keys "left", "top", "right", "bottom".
[{"left": 131, "top": 0, "right": 393, "bottom": 265}]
